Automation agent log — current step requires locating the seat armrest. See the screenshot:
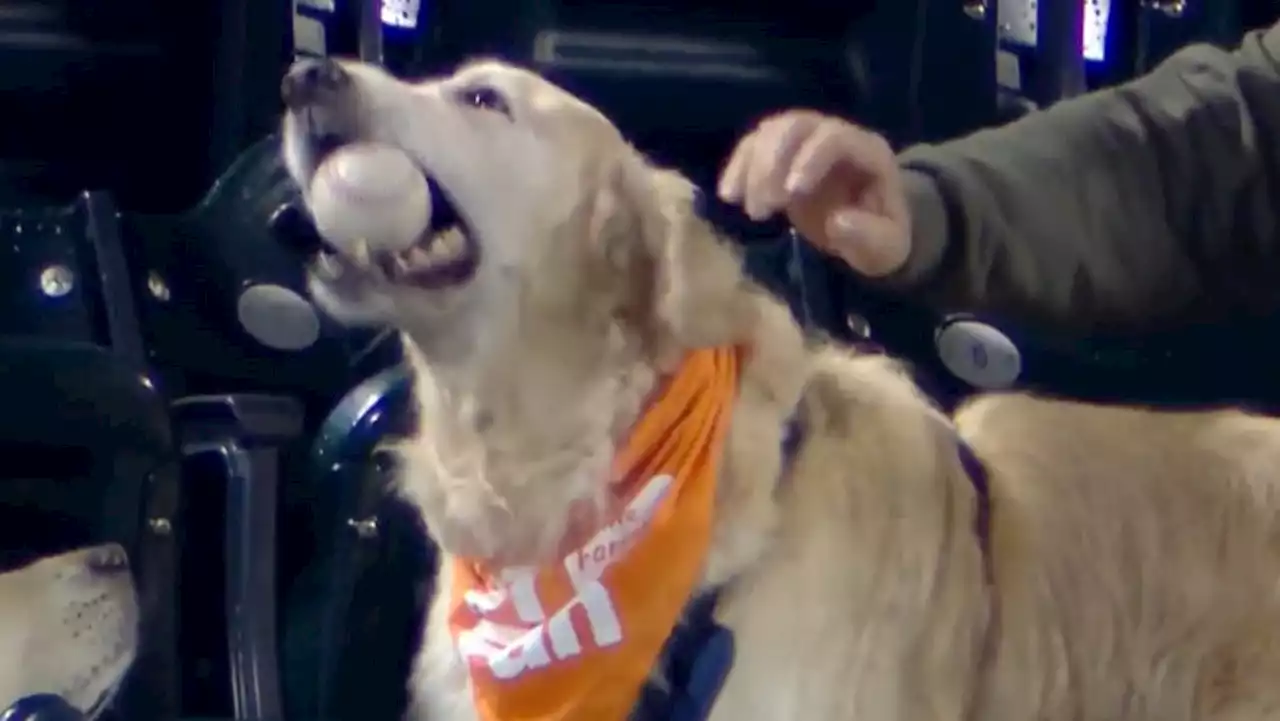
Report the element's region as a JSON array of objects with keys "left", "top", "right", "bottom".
[{"left": 172, "top": 394, "right": 304, "bottom": 446}]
